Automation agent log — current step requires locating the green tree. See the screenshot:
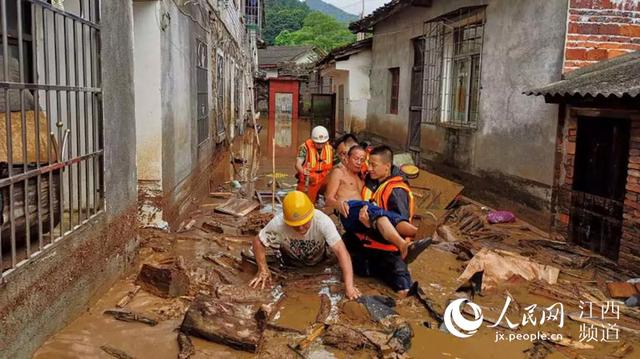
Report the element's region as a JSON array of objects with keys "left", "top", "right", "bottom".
[
  {"left": 274, "top": 11, "right": 356, "bottom": 53},
  {"left": 264, "top": 0, "right": 310, "bottom": 45}
]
